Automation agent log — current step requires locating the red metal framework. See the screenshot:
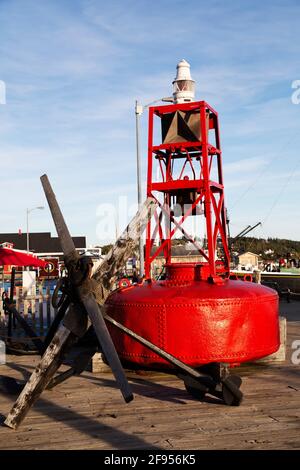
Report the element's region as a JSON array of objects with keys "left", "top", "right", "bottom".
[{"left": 145, "top": 101, "right": 230, "bottom": 280}]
